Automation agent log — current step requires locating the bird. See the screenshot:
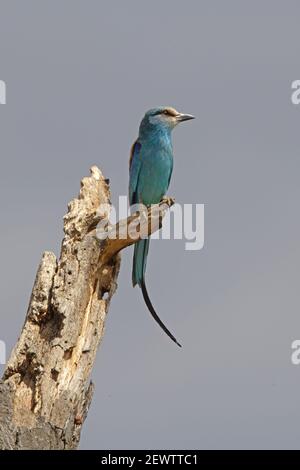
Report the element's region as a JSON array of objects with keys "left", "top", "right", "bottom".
[{"left": 129, "top": 106, "right": 195, "bottom": 347}]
